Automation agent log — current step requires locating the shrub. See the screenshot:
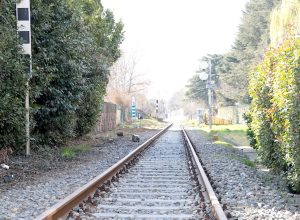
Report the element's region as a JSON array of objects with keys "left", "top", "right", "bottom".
[
  {"left": 0, "top": 0, "right": 123, "bottom": 152},
  {"left": 248, "top": 36, "right": 300, "bottom": 192},
  {"left": 0, "top": 0, "right": 27, "bottom": 151}
]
